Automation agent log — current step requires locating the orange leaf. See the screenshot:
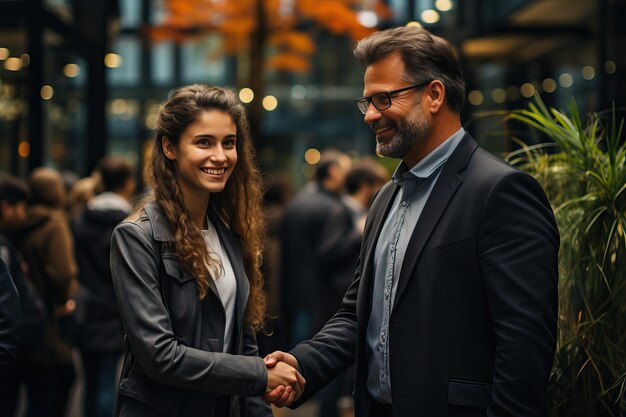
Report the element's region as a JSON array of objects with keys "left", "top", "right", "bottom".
[{"left": 265, "top": 52, "right": 311, "bottom": 73}]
